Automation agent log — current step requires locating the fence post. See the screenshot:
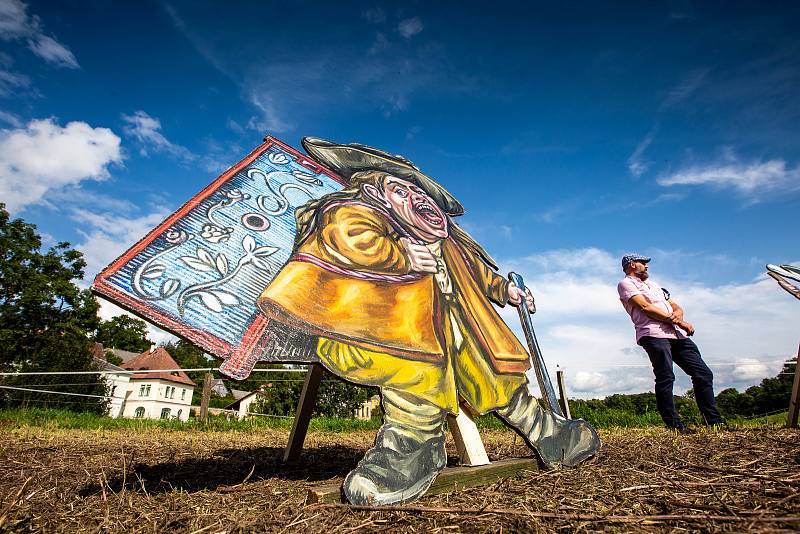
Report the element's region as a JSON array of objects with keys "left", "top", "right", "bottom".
[
  {"left": 787, "top": 344, "right": 800, "bottom": 429},
  {"left": 199, "top": 371, "right": 212, "bottom": 423},
  {"left": 556, "top": 370, "right": 571, "bottom": 419}
]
